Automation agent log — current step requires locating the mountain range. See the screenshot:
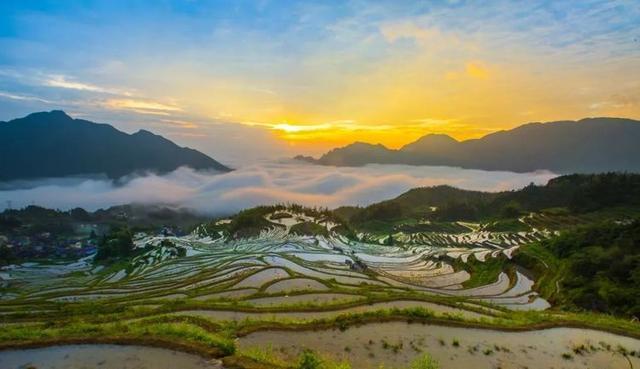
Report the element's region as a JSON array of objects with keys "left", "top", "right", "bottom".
[
  {"left": 297, "top": 117, "right": 640, "bottom": 173},
  {"left": 0, "top": 110, "right": 231, "bottom": 181}
]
